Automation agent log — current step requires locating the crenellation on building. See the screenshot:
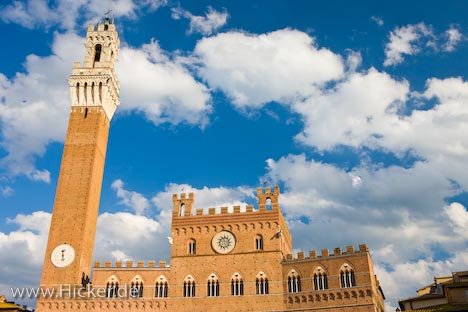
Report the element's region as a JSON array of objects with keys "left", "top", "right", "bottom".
[
  {"left": 359, "top": 244, "right": 369, "bottom": 252},
  {"left": 283, "top": 245, "right": 372, "bottom": 263}
]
